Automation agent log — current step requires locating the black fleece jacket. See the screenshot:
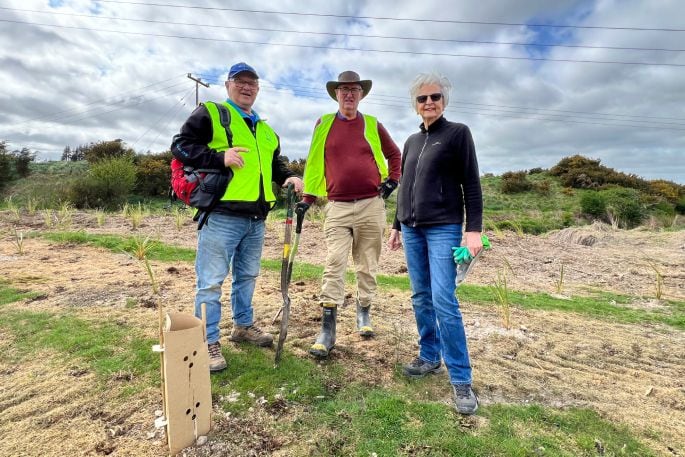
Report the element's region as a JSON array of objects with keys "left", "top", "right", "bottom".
[
  {"left": 393, "top": 116, "right": 483, "bottom": 232},
  {"left": 171, "top": 103, "right": 295, "bottom": 219}
]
